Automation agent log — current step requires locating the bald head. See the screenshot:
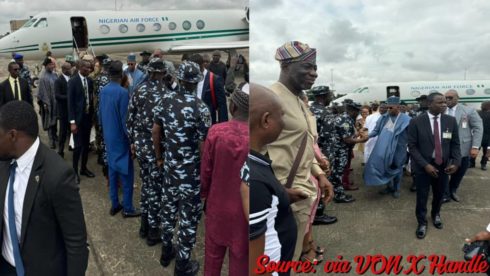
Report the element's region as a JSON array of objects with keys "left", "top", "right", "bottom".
[
  {"left": 61, "top": 62, "right": 72, "bottom": 76},
  {"left": 250, "top": 83, "right": 284, "bottom": 151},
  {"left": 445, "top": 89, "right": 459, "bottom": 108}
]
